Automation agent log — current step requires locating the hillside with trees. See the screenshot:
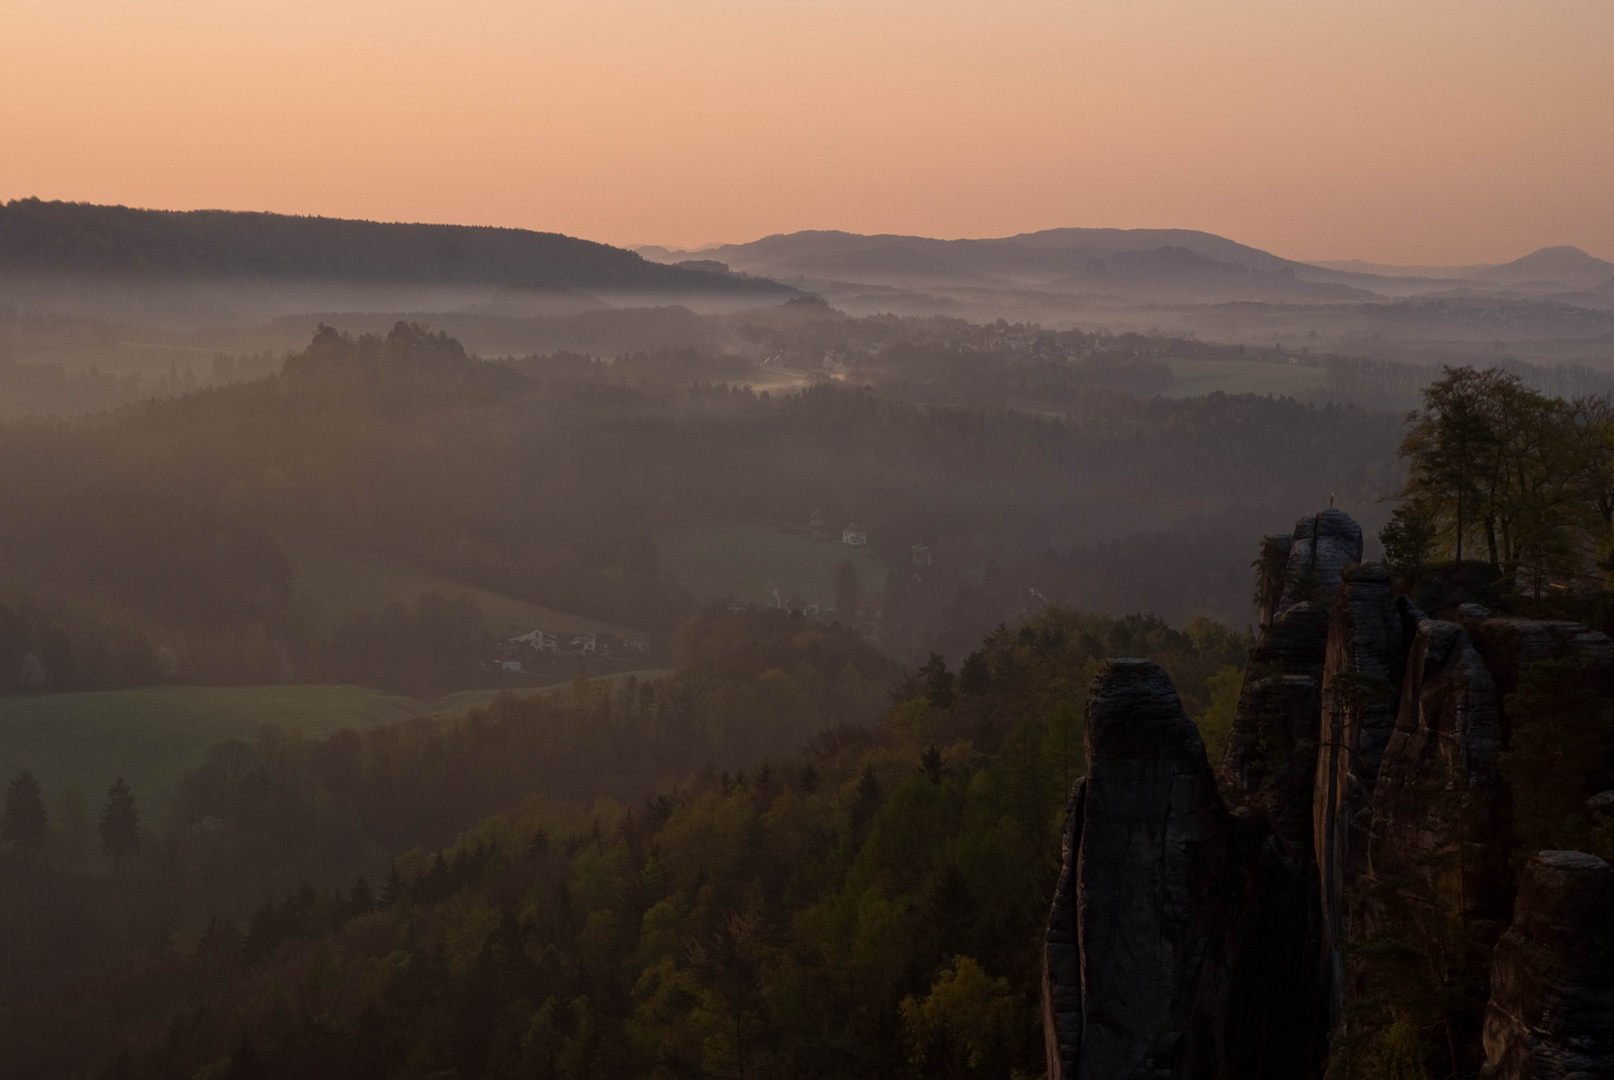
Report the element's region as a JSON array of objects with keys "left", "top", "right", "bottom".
[
  {"left": 0, "top": 199, "right": 791, "bottom": 297},
  {"left": 0, "top": 605, "right": 1249, "bottom": 1079}
]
